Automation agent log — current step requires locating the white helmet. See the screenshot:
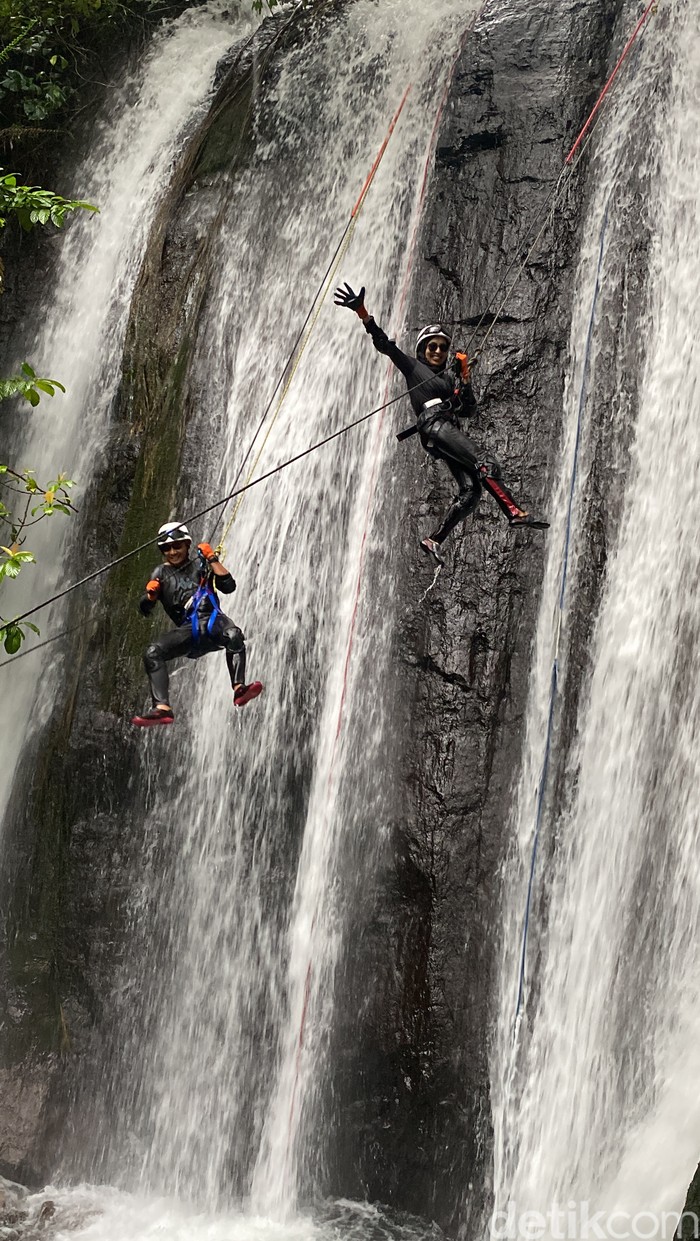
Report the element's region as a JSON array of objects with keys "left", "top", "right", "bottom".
[
  {"left": 157, "top": 520, "right": 192, "bottom": 548},
  {"left": 415, "top": 323, "right": 452, "bottom": 358}
]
